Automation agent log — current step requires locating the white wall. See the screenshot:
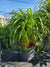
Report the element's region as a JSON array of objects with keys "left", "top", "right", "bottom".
[{"left": 0, "top": 15, "right": 10, "bottom": 25}]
